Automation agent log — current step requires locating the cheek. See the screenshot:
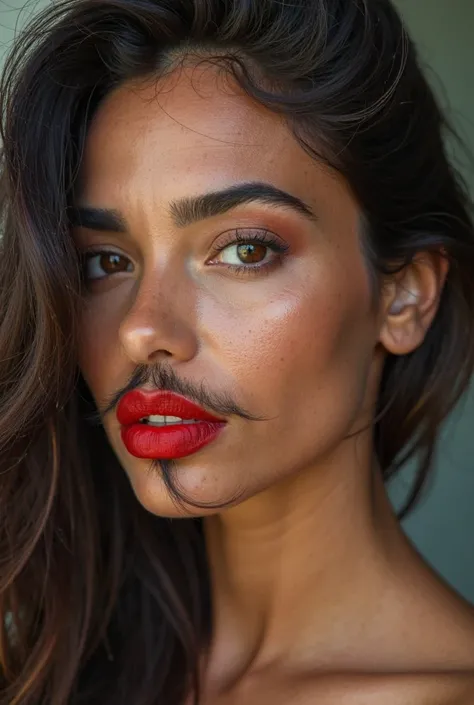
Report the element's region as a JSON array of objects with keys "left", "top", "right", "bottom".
[
  {"left": 77, "top": 295, "right": 124, "bottom": 404},
  {"left": 203, "top": 259, "right": 377, "bottom": 447}
]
